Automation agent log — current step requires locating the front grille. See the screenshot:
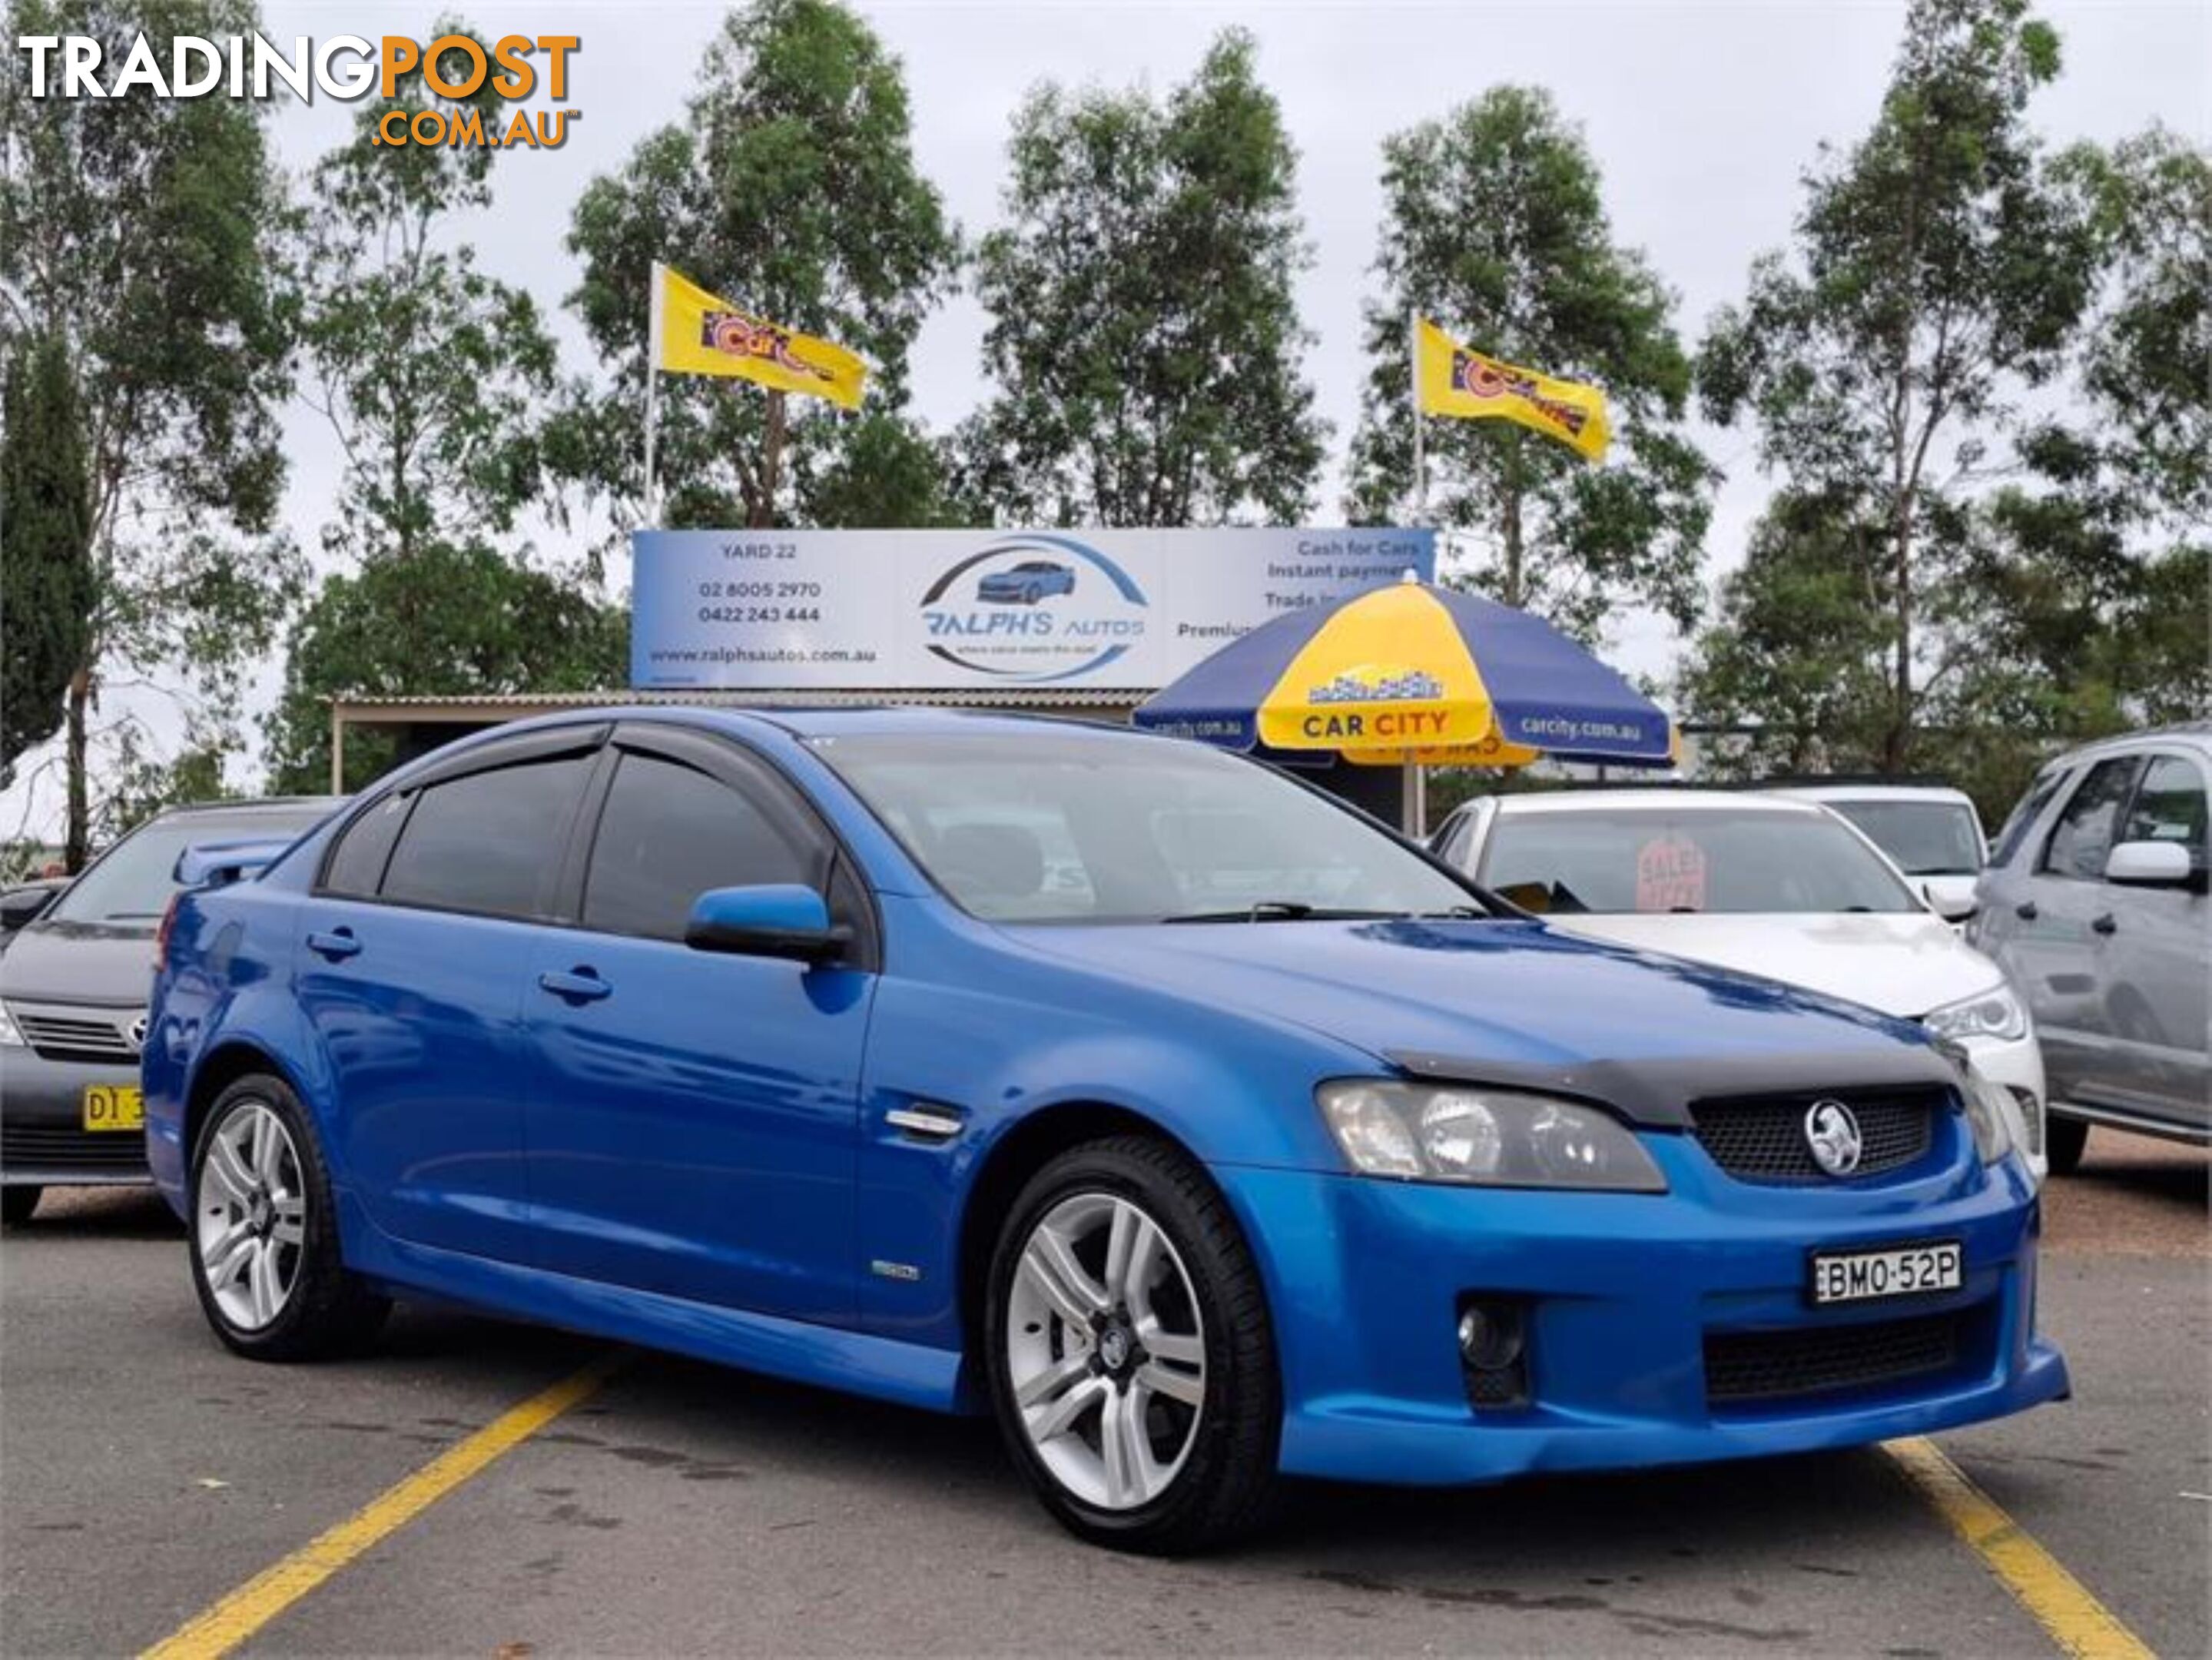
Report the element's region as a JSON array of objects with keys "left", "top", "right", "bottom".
[
  {"left": 1690, "top": 1087, "right": 1943, "bottom": 1184},
  {"left": 1, "top": 1121, "right": 149, "bottom": 1173},
  {"left": 10, "top": 1008, "right": 140, "bottom": 1064},
  {"left": 1706, "top": 1309, "right": 1964, "bottom": 1406}
]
